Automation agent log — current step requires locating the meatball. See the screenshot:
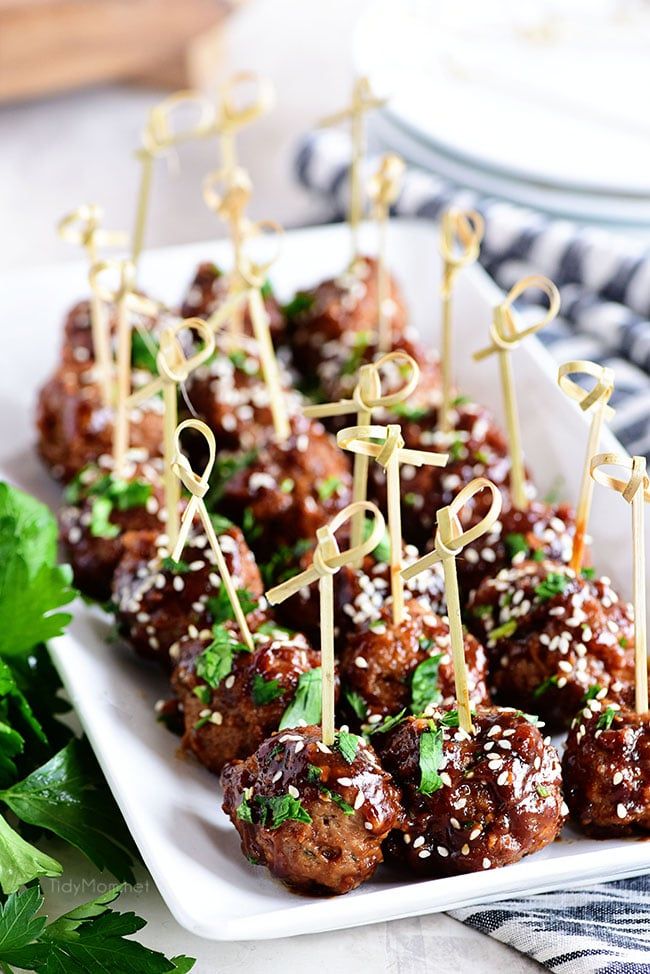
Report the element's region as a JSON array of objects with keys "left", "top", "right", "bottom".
[
  {"left": 221, "top": 723, "right": 403, "bottom": 895},
  {"left": 186, "top": 335, "right": 304, "bottom": 453},
  {"left": 112, "top": 520, "right": 264, "bottom": 666},
  {"left": 458, "top": 500, "right": 578, "bottom": 600},
  {"left": 219, "top": 418, "right": 352, "bottom": 562},
  {"left": 339, "top": 597, "right": 489, "bottom": 730},
  {"left": 61, "top": 296, "right": 168, "bottom": 371},
  {"left": 369, "top": 399, "right": 515, "bottom": 545},
  {"left": 382, "top": 707, "right": 565, "bottom": 876},
  {"left": 279, "top": 542, "right": 447, "bottom": 645},
  {"left": 468, "top": 561, "right": 636, "bottom": 730},
  {"left": 172, "top": 622, "right": 323, "bottom": 773},
  {"left": 59, "top": 457, "right": 166, "bottom": 600},
  {"left": 286, "top": 256, "right": 408, "bottom": 379},
  {"left": 563, "top": 698, "right": 650, "bottom": 836},
  {"left": 36, "top": 366, "right": 163, "bottom": 483},
  {"left": 180, "top": 262, "right": 286, "bottom": 346}
]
